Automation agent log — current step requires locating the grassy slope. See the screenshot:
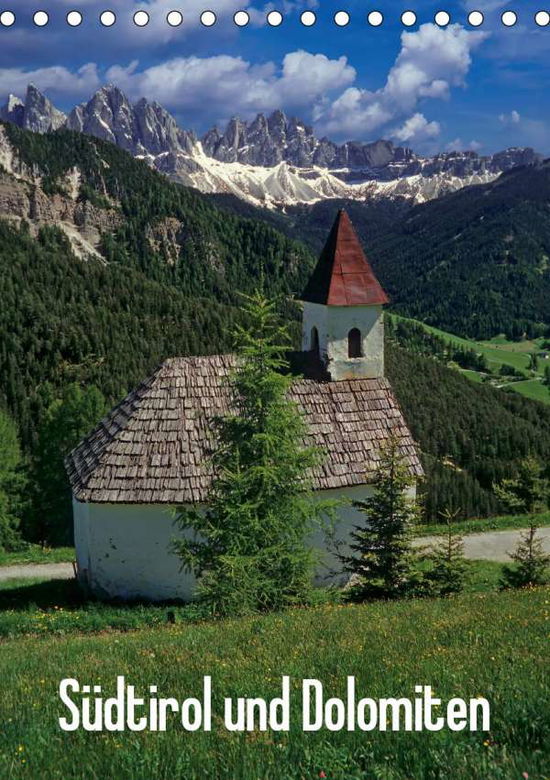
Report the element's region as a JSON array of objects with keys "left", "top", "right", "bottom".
[
  {"left": 390, "top": 313, "right": 549, "bottom": 404},
  {"left": 391, "top": 314, "right": 544, "bottom": 374},
  {"left": 414, "top": 511, "right": 550, "bottom": 538},
  {"left": 0, "top": 546, "right": 74, "bottom": 566},
  {"left": 0, "top": 561, "right": 504, "bottom": 638},
  {"left": 508, "top": 378, "right": 549, "bottom": 402},
  {"left": 459, "top": 368, "right": 485, "bottom": 384},
  {"left": 0, "top": 587, "right": 547, "bottom": 779}
]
